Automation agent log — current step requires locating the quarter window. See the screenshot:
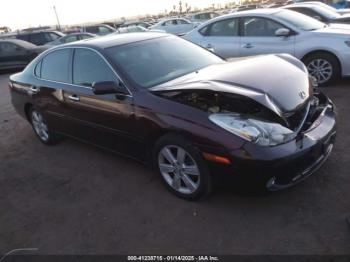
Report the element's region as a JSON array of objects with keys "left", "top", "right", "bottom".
[
  {"left": 41, "top": 49, "right": 71, "bottom": 82},
  {"left": 243, "top": 17, "right": 283, "bottom": 37},
  {"left": 73, "top": 49, "right": 116, "bottom": 87}
]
